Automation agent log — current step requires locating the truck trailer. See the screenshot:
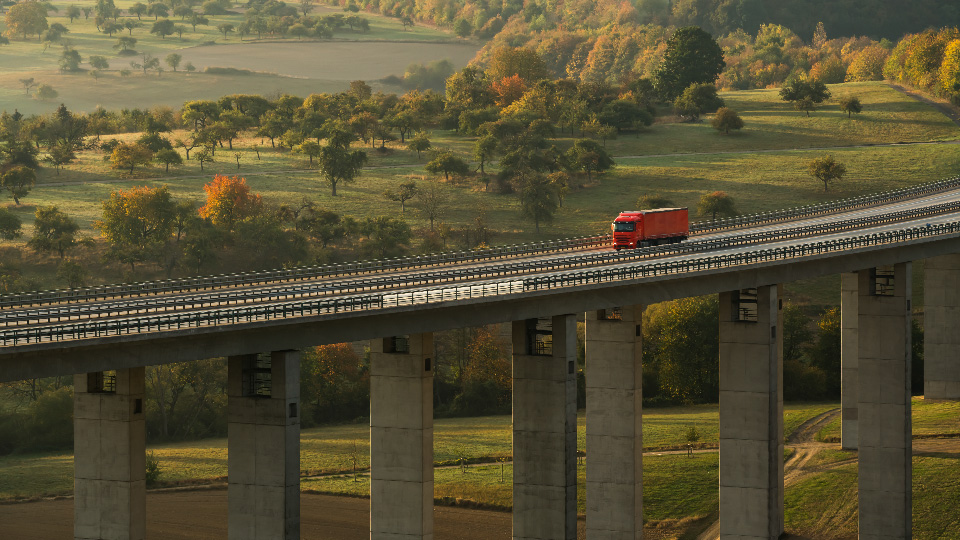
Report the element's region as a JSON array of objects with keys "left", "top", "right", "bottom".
[{"left": 611, "top": 208, "right": 689, "bottom": 250}]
